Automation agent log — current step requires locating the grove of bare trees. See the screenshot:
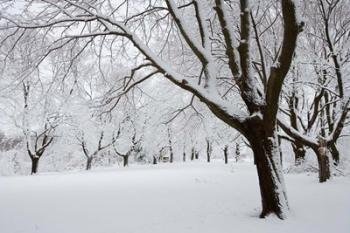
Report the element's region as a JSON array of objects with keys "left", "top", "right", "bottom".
[{"left": 0, "top": 0, "right": 349, "bottom": 220}]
